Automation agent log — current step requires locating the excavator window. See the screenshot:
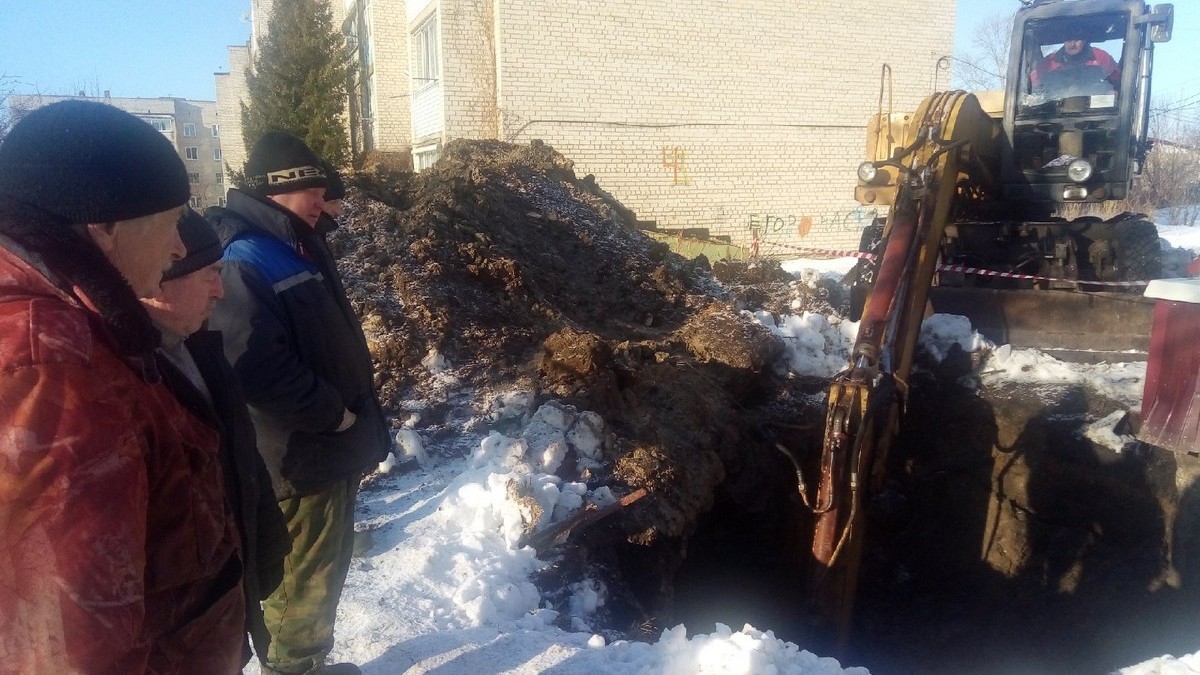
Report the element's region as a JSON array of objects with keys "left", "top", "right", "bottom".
[{"left": 1018, "top": 12, "right": 1128, "bottom": 113}]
